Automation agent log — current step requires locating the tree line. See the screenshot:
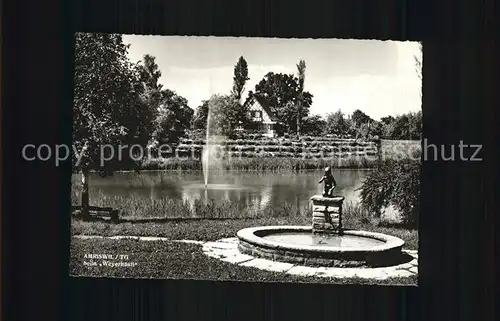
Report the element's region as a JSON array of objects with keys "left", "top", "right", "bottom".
[
  {"left": 191, "top": 60, "right": 422, "bottom": 140},
  {"left": 321, "top": 109, "right": 422, "bottom": 140},
  {"left": 73, "top": 34, "right": 421, "bottom": 167}
]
